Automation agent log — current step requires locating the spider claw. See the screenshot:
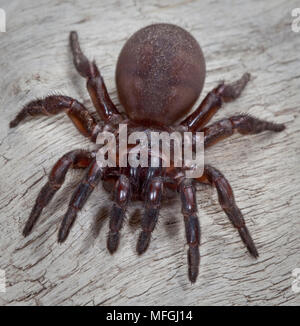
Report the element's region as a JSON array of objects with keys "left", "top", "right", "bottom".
[
  {"left": 214, "top": 72, "right": 251, "bottom": 103},
  {"left": 247, "top": 244, "right": 259, "bottom": 259},
  {"left": 188, "top": 246, "right": 200, "bottom": 283},
  {"left": 58, "top": 207, "right": 77, "bottom": 243},
  {"left": 22, "top": 223, "right": 33, "bottom": 237},
  {"left": 136, "top": 231, "right": 151, "bottom": 255},
  {"left": 9, "top": 119, "right": 19, "bottom": 128},
  {"left": 107, "top": 232, "right": 119, "bottom": 254},
  {"left": 22, "top": 203, "right": 43, "bottom": 237},
  {"left": 238, "top": 226, "right": 259, "bottom": 258},
  {"left": 57, "top": 228, "right": 68, "bottom": 243},
  {"left": 250, "top": 248, "right": 259, "bottom": 258},
  {"left": 70, "top": 30, "right": 78, "bottom": 41},
  {"left": 22, "top": 222, "right": 34, "bottom": 237},
  {"left": 243, "top": 72, "right": 251, "bottom": 81},
  {"left": 273, "top": 123, "right": 286, "bottom": 132}
]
